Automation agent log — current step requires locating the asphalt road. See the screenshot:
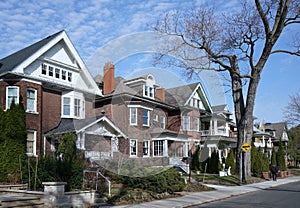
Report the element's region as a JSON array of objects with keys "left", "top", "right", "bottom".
[{"left": 195, "top": 181, "right": 300, "bottom": 208}]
